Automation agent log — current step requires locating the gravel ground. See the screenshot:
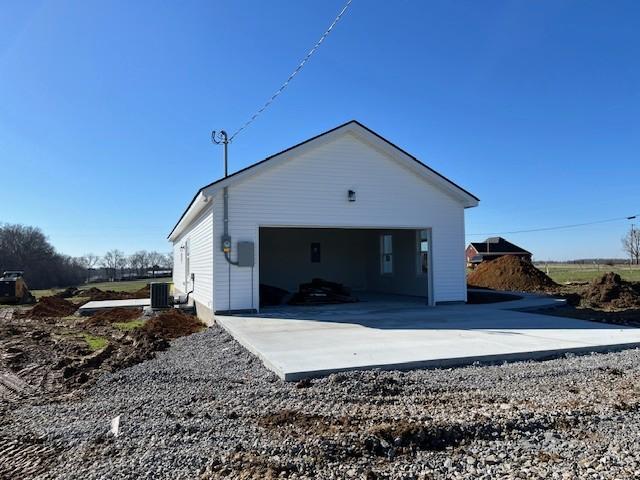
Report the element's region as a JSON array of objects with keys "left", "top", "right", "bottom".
[{"left": 3, "top": 325, "right": 640, "bottom": 479}]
